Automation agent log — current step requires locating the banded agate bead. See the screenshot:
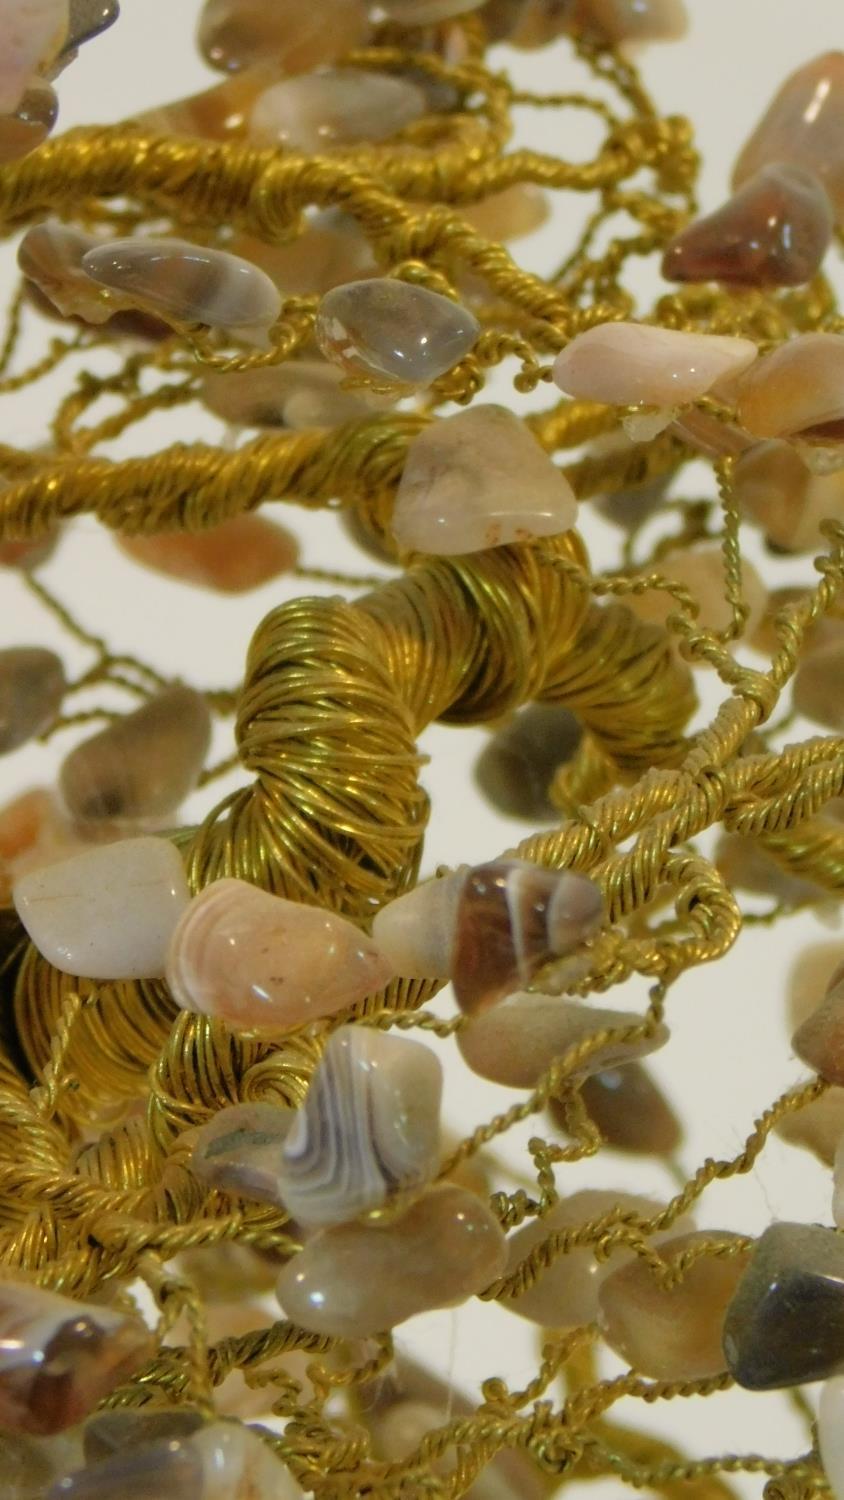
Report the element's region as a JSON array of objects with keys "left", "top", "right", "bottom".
[
  {"left": 372, "top": 860, "right": 603, "bottom": 1014},
  {"left": 276, "top": 1183, "right": 507, "bottom": 1337},
  {"left": 392, "top": 404, "right": 578, "bottom": 555},
  {"left": 734, "top": 439, "right": 844, "bottom": 552},
  {"left": 475, "top": 704, "right": 582, "bottom": 821},
  {"left": 735, "top": 333, "right": 844, "bottom": 446},
  {"left": 0, "top": 1280, "right": 152, "bottom": 1435},
  {"left": 0, "top": 0, "right": 67, "bottom": 114},
  {"left": 50, "top": 1419, "right": 301, "bottom": 1499},
  {"left": 723, "top": 1222, "right": 844, "bottom": 1389},
  {"left": 733, "top": 53, "right": 844, "bottom": 222},
  {"left": 18, "top": 222, "right": 119, "bottom": 325},
  {"left": 190, "top": 1102, "right": 296, "bottom": 1206},
  {"left": 81, "top": 239, "right": 282, "bottom": 336},
  {"left": 197, "top": 0, "right": 369, "bottom": 74},
  {"left": 166, "top": 877, "right": 394, "bottom": 1035},
  {"left": 552, "top": 323, "right": 758, "bottom": 410},
  {"left": 316, "top": 278, "right": 479, "bottom": 388},
  {"left": 59, "top": 684, "right": 211, "bottom": 822},
  {"left": 0, "top": 76, "right": 57, "bottom": 163},
  {"left": 248, "top": 69, "right": 426, "bottom": 153},
  {"left": 201, "top": 359, "right": 375, "bottom": 429},
  {"left": 457, "top": 992, "right": 667, "bottom": 1088},
  {"left": 0, "top": 647, "right": 64, "bottom": 754},
  {"left": 117, "top": 515, "right": 300, "bottom": 593}
]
